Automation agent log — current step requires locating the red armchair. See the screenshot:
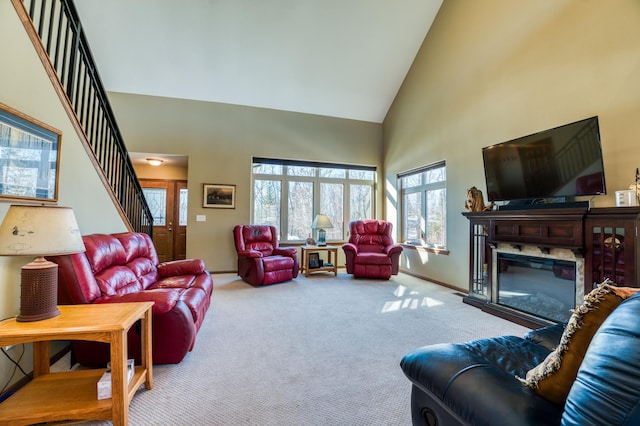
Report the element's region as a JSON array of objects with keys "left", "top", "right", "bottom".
[
  {"left": 342, "top": 220, "right": 403, "bottom": 279},
  {"left": 233, "top": 225, "right": 299, "bottom": 285}
]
